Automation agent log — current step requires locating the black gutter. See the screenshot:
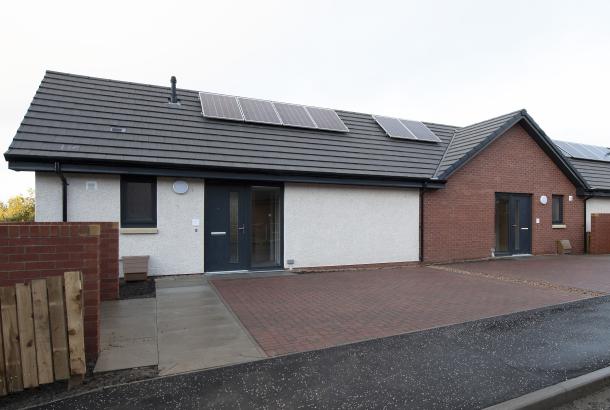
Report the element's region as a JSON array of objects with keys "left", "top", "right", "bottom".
[
  {"left": 54, "top": 162, "right": 68, "bottom": 222},
  {"left": 419, "top": 185, "right": 425, "bottom": 262},
  {"left": 11, "top": 160, "right": 446, "bottom": 190}
]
